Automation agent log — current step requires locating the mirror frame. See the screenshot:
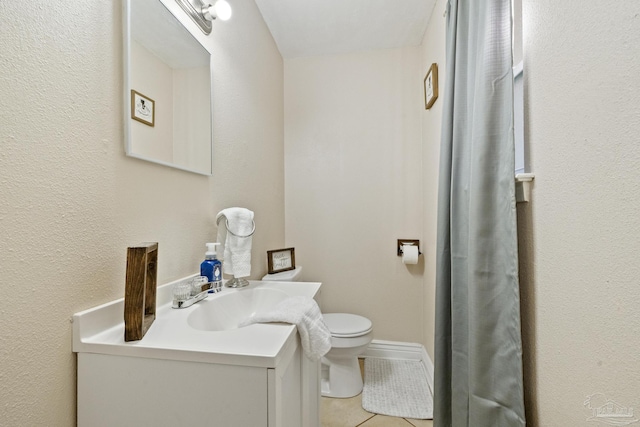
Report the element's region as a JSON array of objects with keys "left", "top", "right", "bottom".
[{"left": 123, "top": 0, "right": 214, "bottom": 176}]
